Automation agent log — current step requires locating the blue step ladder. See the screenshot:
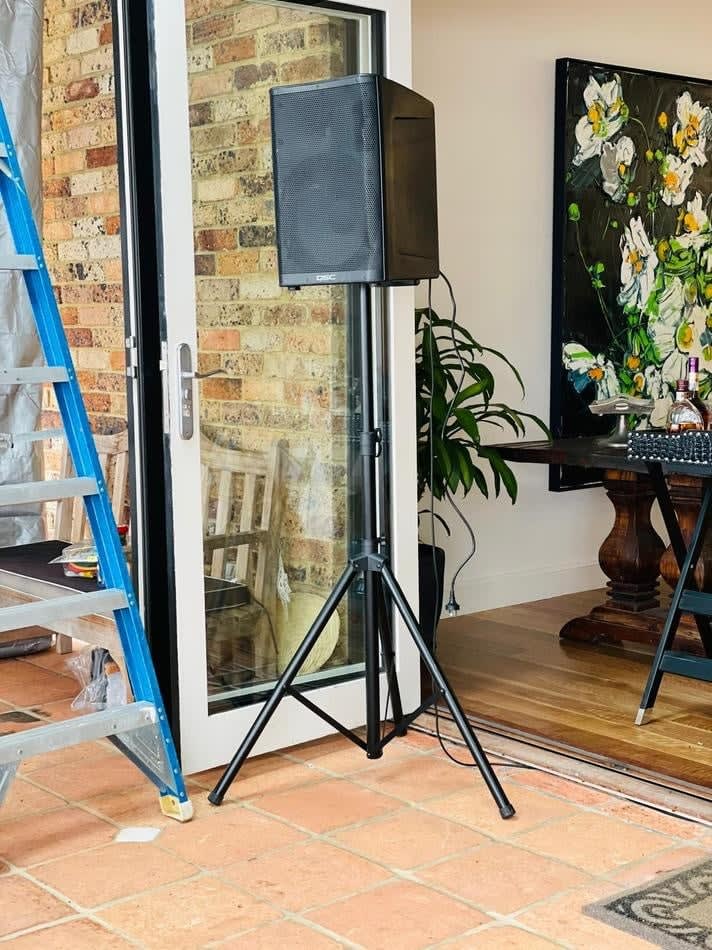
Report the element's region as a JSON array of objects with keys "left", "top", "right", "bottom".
[{"left": 0, "top": 104, "right": 192, "bottom": 822}]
